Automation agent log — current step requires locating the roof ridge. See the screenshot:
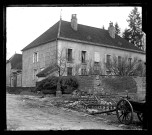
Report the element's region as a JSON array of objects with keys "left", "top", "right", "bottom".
[{"left": 61, "top": 20, "right": 107, "bottom": 31}]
